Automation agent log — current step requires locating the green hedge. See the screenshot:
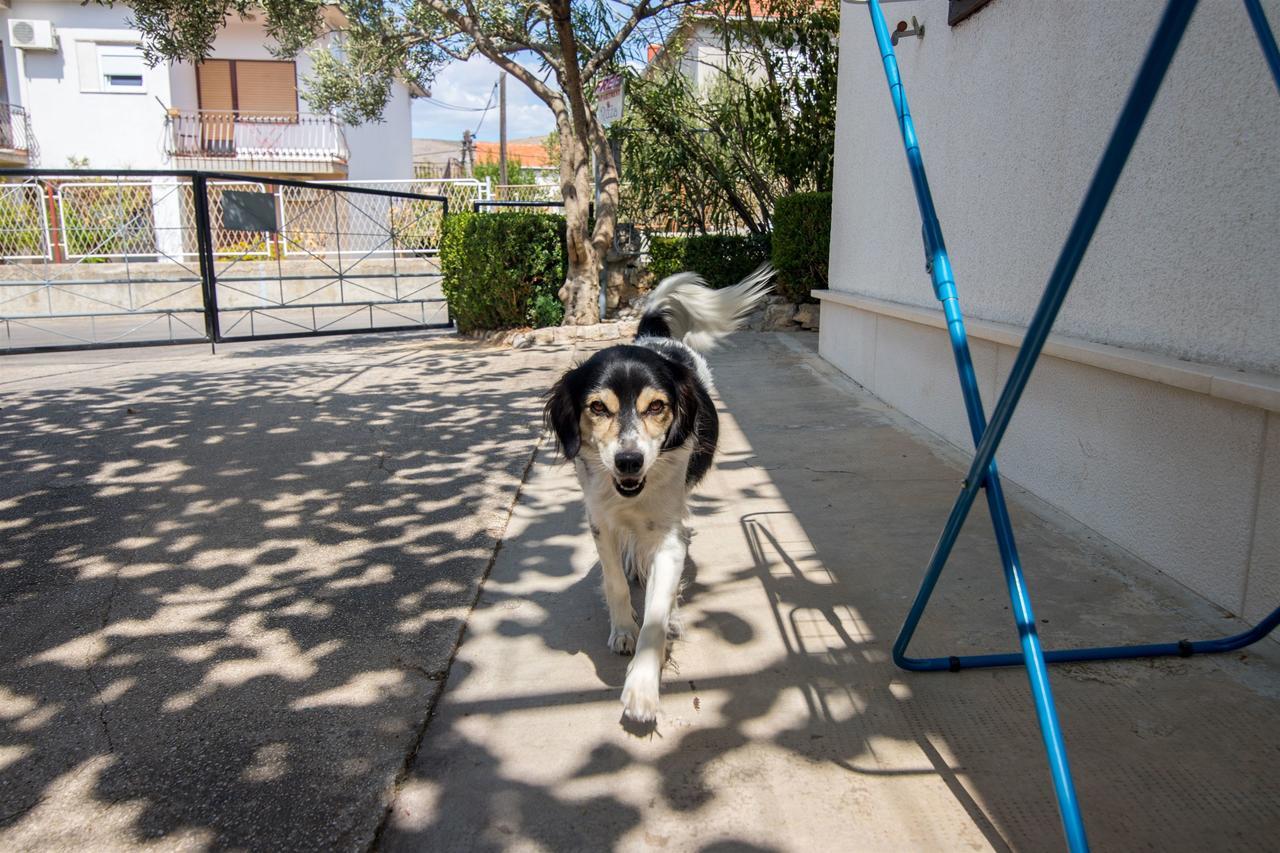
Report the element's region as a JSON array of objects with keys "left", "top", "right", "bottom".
[
  {"left": 771, "top": 191, "right": 831, "bottom": 303},
  {"left": 440, "top": 211, "right": 566, "bottom": 333},
  {"left": 647, "top": 233, "right": 771, "bottom": 289}
]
